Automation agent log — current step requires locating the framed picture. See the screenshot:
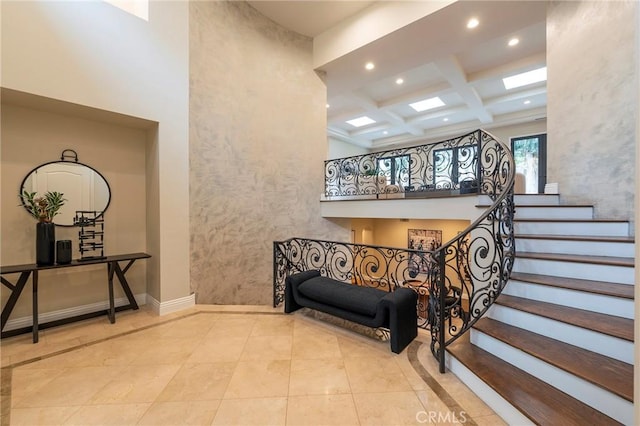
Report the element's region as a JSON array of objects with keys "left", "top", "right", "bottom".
[{"left": 408, "top": 229, "right": 442, "bottom": 273}]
